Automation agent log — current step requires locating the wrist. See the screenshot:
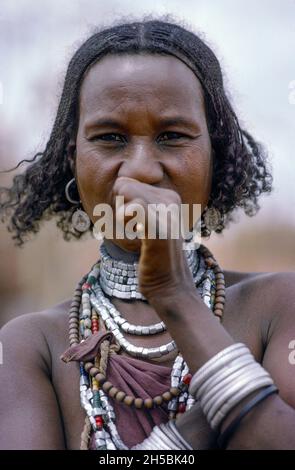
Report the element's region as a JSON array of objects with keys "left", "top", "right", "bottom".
[{"left": 146, "top": 283, "right": 203, "bottom": 313}]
